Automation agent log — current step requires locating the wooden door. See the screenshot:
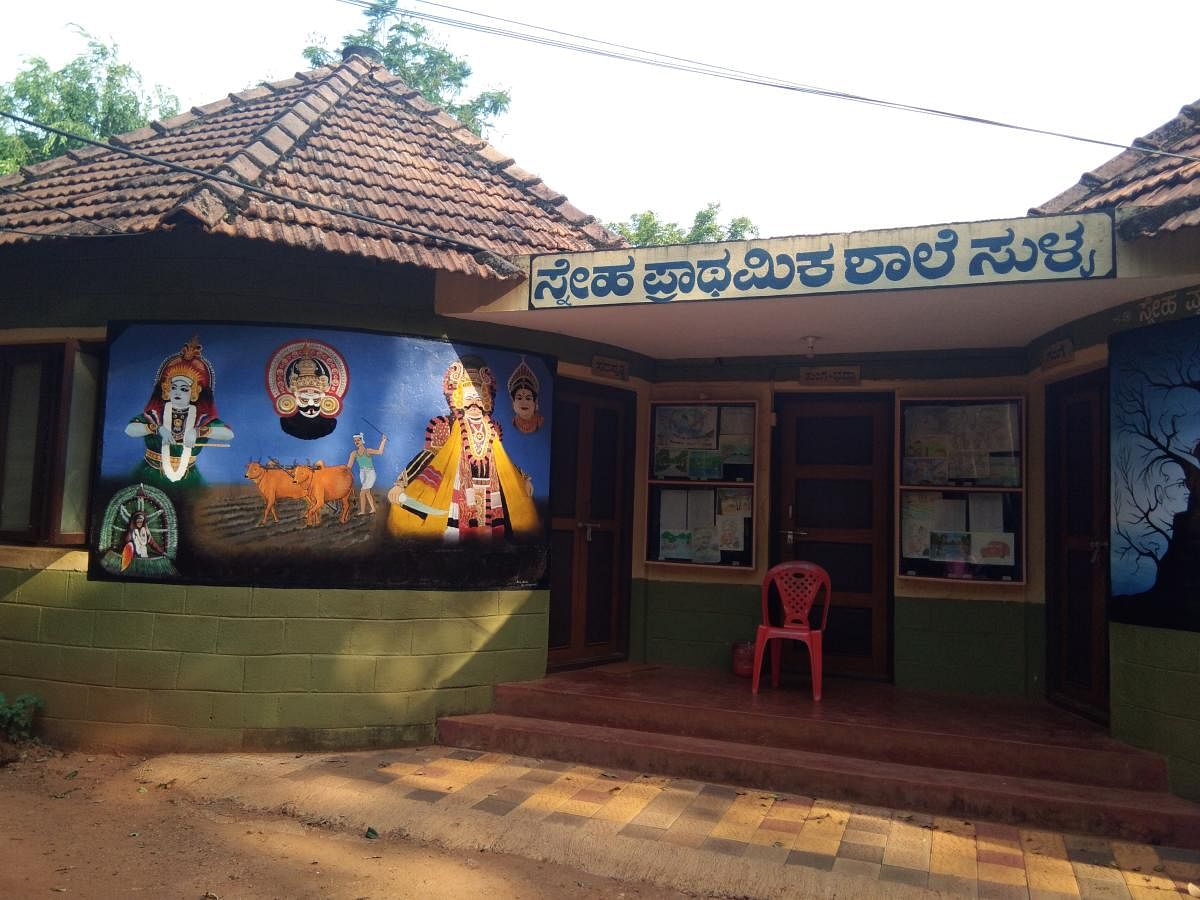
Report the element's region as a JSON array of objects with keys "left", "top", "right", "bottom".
[
  {"left": 547, "top": 379, "right": 635, "bottom": 667},
  {"left": 774, "top": 394, "right": 892, "bottom": 678},
  {"left": 1046, "top": 370, "right": 1109, "bottom": 721}
]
